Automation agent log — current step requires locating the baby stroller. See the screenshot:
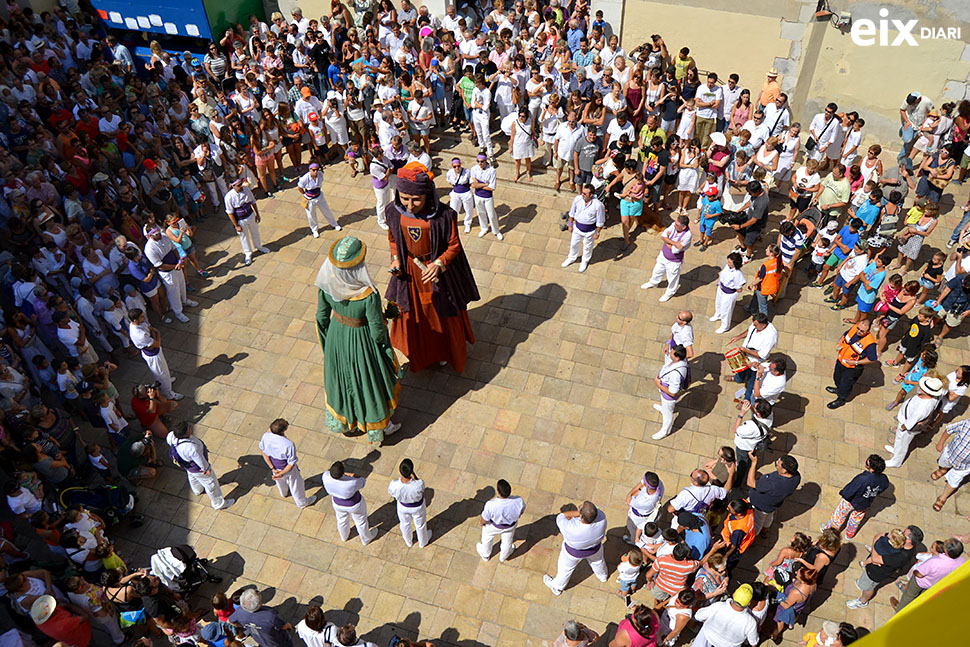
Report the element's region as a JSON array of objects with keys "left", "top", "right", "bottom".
[
  {"left": 57, "top": 484, "right": 140, "bottom": 526},
  {"left": 151, "top": 544, "right": 222, "bottom": 596}
]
